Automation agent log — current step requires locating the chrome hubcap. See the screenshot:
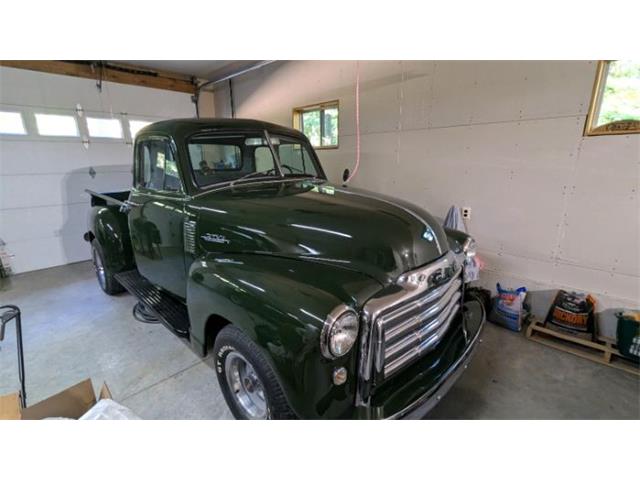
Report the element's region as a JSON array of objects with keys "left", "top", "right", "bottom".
[
  {"left": 92, "top": 248, "right": 106, "bottom": 289},
  {"left": 224, "top": 351, "right": 268, "bottom": 419}
]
